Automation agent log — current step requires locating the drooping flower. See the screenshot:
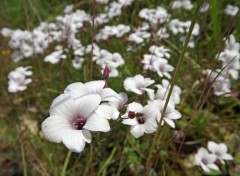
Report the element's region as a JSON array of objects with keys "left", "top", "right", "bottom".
[
  {"left": 121, "top": 102, "right": 158, "bottom": 138},
  {"left": 123, "top": 74, "right": 155, "bottom": 95},
  {"left": 194, "top": 147, "right": 219, "bottom": 172},
  {"left": 207, "top": 141, "right": 233, "bottom": 164}
]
